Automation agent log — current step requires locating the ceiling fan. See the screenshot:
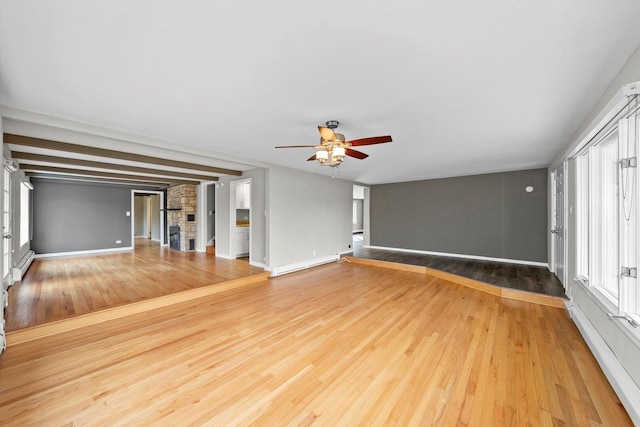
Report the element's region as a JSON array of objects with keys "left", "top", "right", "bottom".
[{"left": 275, "top": 120, "right": 392, "bottom": 167}]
